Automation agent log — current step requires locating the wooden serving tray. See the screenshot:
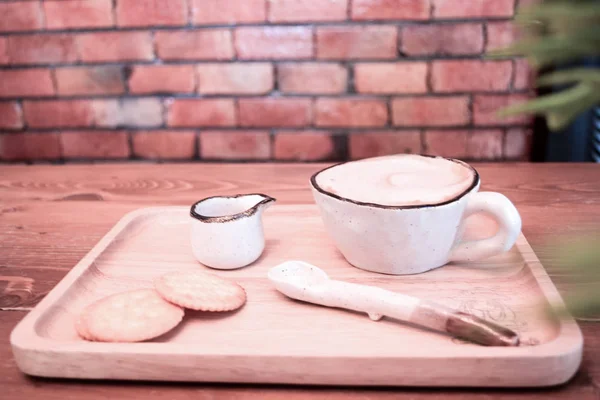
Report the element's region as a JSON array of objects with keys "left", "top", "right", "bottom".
[{"left": 10, "top": 206, "right": 583, "bottom": 387}]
